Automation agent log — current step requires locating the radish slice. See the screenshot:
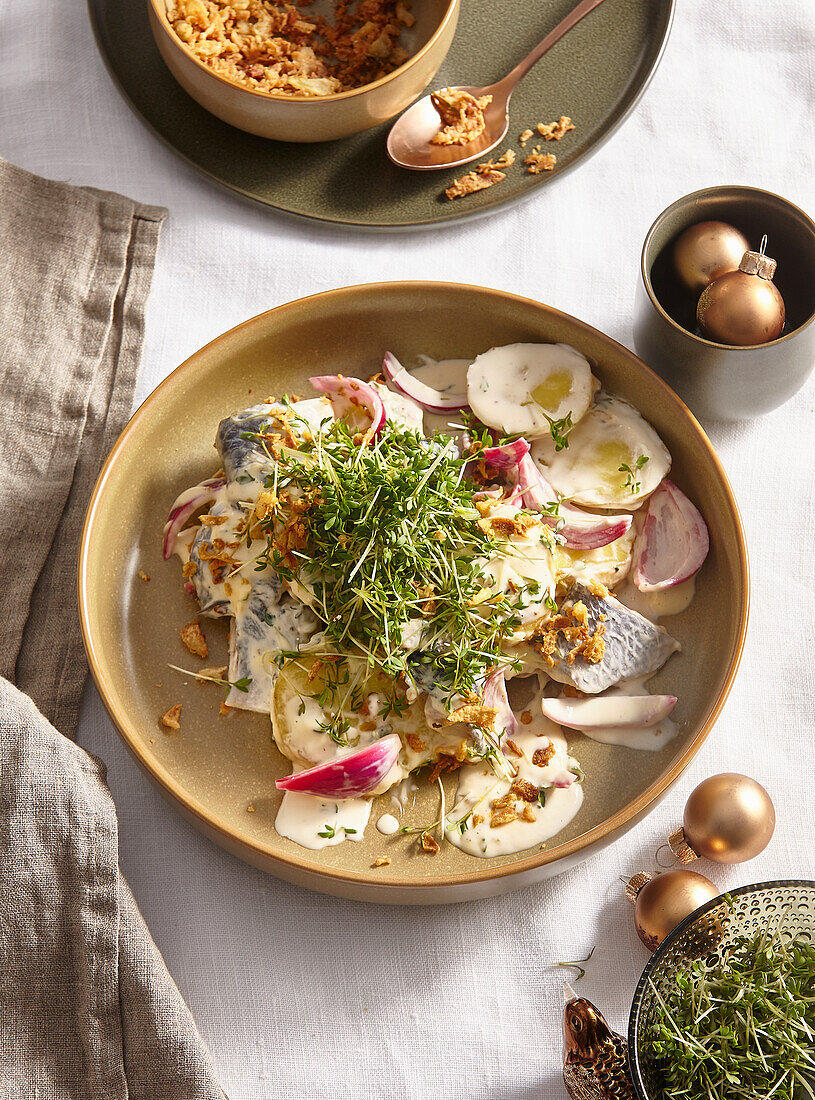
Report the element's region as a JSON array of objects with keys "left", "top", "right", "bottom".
[
  {"left": 484, "top": 438, "right": 531, "bottom": 470},
  {"left": 482, "top": 669, "right": 518, "bottom": 740},
  {"left": 633, "top": 480, "right": 709, "bottom": 592},
  {"left": 162, "top": 476, "right": 226, "bottom": 560},
  {"left": 382, "top": 351, "right": 469, "bottom": 413},
  {"left": 542, "top": 694, "right": 677, "bottom": 730},
  {"left": 275, "top": 734, "right": 401, "bottom": 799},
  {"left": 309, "top": 375, "right": 386, "bottom": 438},
  {"left": 509, "top": 455, "right": 633, "bottom": 551}
]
